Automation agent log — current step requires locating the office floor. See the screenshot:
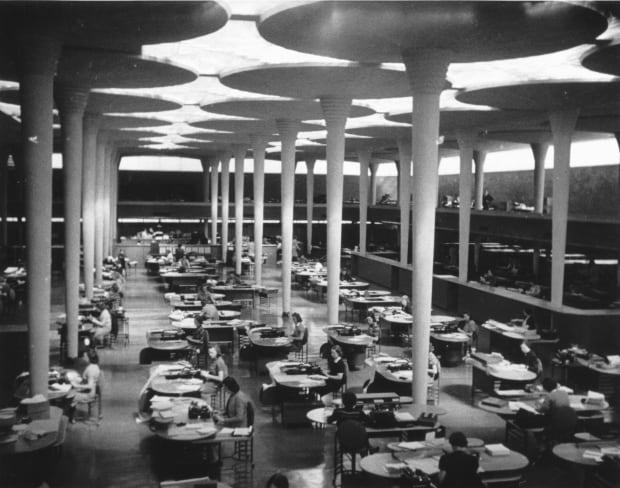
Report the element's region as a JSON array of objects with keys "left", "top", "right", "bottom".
[{"left": 1, "top": 265, "right": 598, "bottom": 487}]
